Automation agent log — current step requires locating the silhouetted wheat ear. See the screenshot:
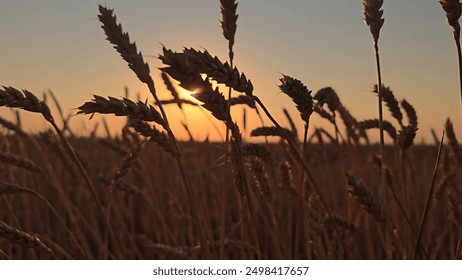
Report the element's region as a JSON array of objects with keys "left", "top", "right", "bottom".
[
  {"left": 77, "top": 95, "right": 166, "bottom": 129},
  {"left": 345, "top": 172, "right": 386, "bottom": 223},
  {"left": 279, "top": 75, "right": 313, "bottom": 124},
  {"left": 358, "top": 119, "right": 397, "bottom": 142},
  {"left": 159, "top": 47, "right": 199, "bottom": 91},
  {"left": 98, "top": 5, "right": 153, "bottom": 88},
  {"left": 314, "top": 87, "right": 341, "bottom": 113},
  {"left": 250, "top": 126, "right": 296, "bottom": 142},
  {"left": 395, "top": 99, "right": 418, "bottom": 150},
  {"left": 397, "top": 125, "right": 417, "bottom": 150},
  {"left": 161, "top": 72, "right": 182, "bottom": 109},
  {"left": 192, "top": 87, "right": 231, "bottom": 124},
  {"left": 0, "top": 87, "right": 53, "bottom": 122},
  {"left": 313, "top": 104, "right": 335, "bottom": 124},
  {"left": 440, "top": 0, "right": 462, "bottom": 38},
  {"left": 220, "top": 0, "right": 238, "bottom": 48},
  {"left": 229, "top": 95, "right": 256, "bottom": 108},
  {"left": 156, "top": 99, "right": 198, "bottom": 107},
  {"left": 400, "top": 99, "right": 418, "bottom": 129},
  {"left": 128, "top": 119, "right": 172, "bottom": 155},
  {"left": 362, "top": 0, "right": 385, "bottom": 42},
  {"left": 183, "top": 48, "right": 253, "bottom": 96},
  {"left": 338, "top": 104, "right": 361, "bottom": 143},
  {"left": 160, "top": 48, "right": 232, "bottom": 123},
  {"left": 373, "top": 85, "right": 403, "bottom": 126}
]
